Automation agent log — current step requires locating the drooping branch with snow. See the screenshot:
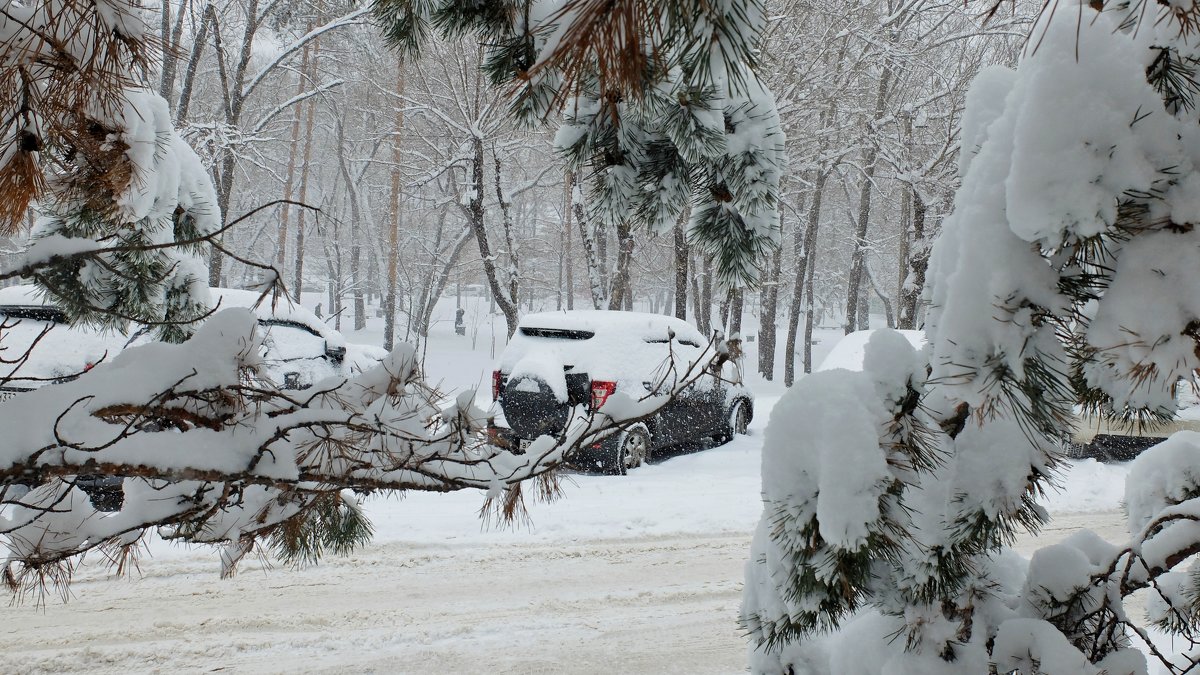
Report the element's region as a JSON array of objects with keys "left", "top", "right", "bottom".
[{"left": 0, "top": 301, "right": 729, "bottom": 595}]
